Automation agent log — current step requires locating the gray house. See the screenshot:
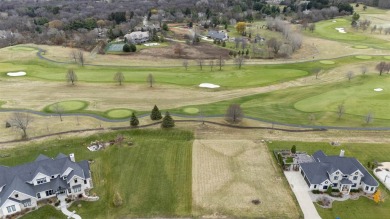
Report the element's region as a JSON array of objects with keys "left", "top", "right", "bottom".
[
  {"left": 300, "top": 150, "right": 378, "bottom": 194},
  {"left": 124, "top": 31, "right": 150, "bottom": 44},
  {"left": 0, "top": 153, "right": 92, "bottom": 218},
  {"left": 207, "top": 30, "right": 228, "bottom": 41}
]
